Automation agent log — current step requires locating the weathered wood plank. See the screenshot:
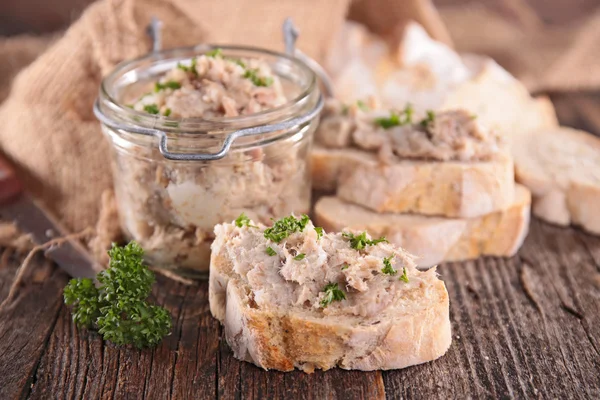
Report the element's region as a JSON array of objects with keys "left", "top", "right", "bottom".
[
  {"left": 4, "top": 221, "right": 600, "bottom": 399},
  {"left": 0, "top": 263, "right": 67, "bottom": 400}
]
